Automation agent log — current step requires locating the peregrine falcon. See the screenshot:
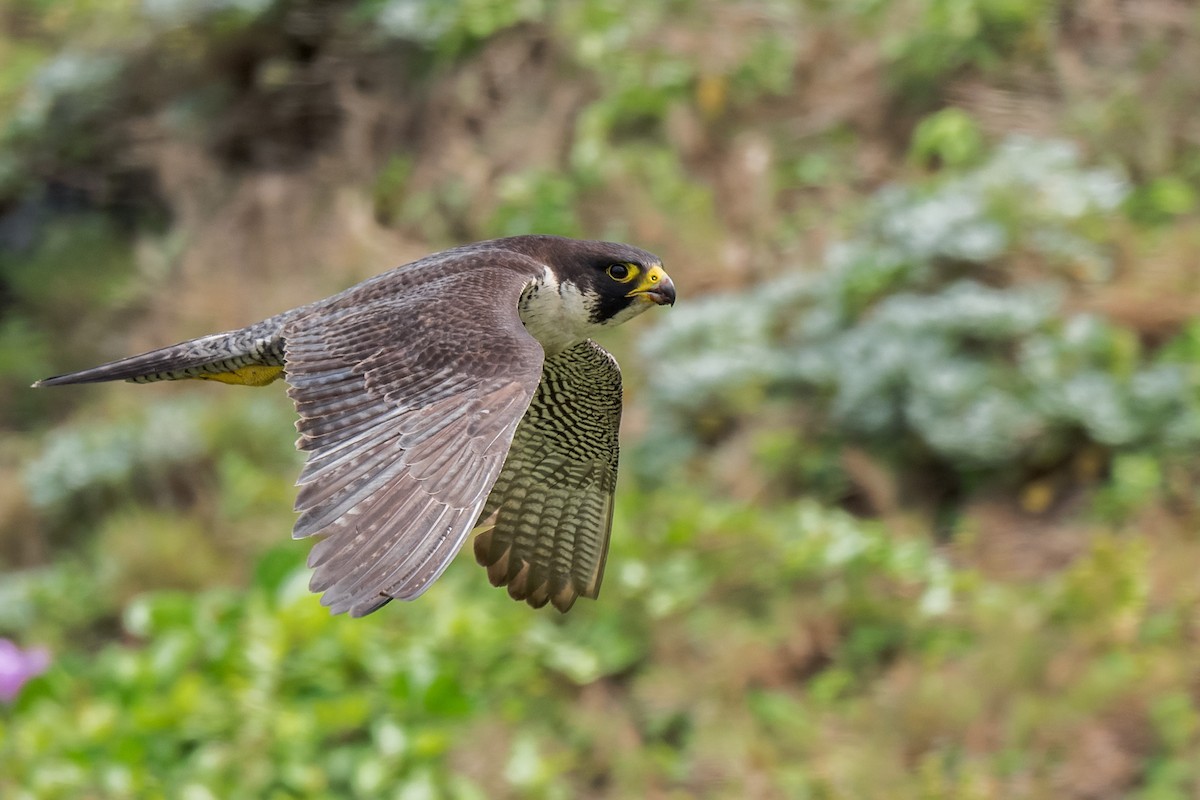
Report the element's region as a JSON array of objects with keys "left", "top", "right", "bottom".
[{"left": 34, "top": 235, "right": 676, "bottom": 615}]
